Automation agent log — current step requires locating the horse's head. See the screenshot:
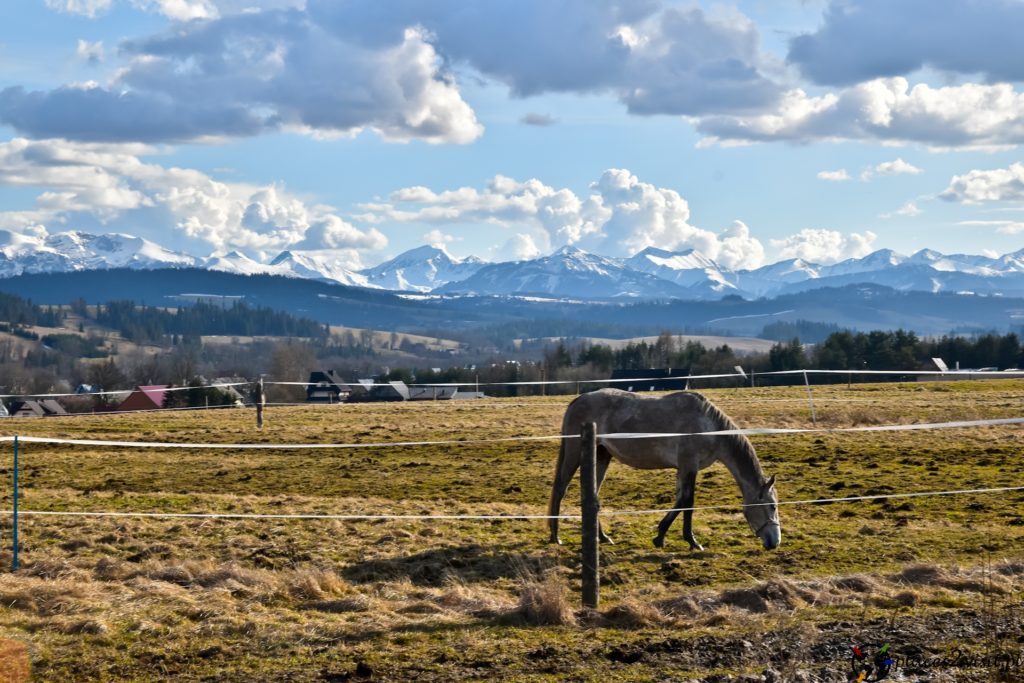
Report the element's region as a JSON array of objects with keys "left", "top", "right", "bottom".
[{"left": 743, "top": 474, "right": 781, "bottom": 550}]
